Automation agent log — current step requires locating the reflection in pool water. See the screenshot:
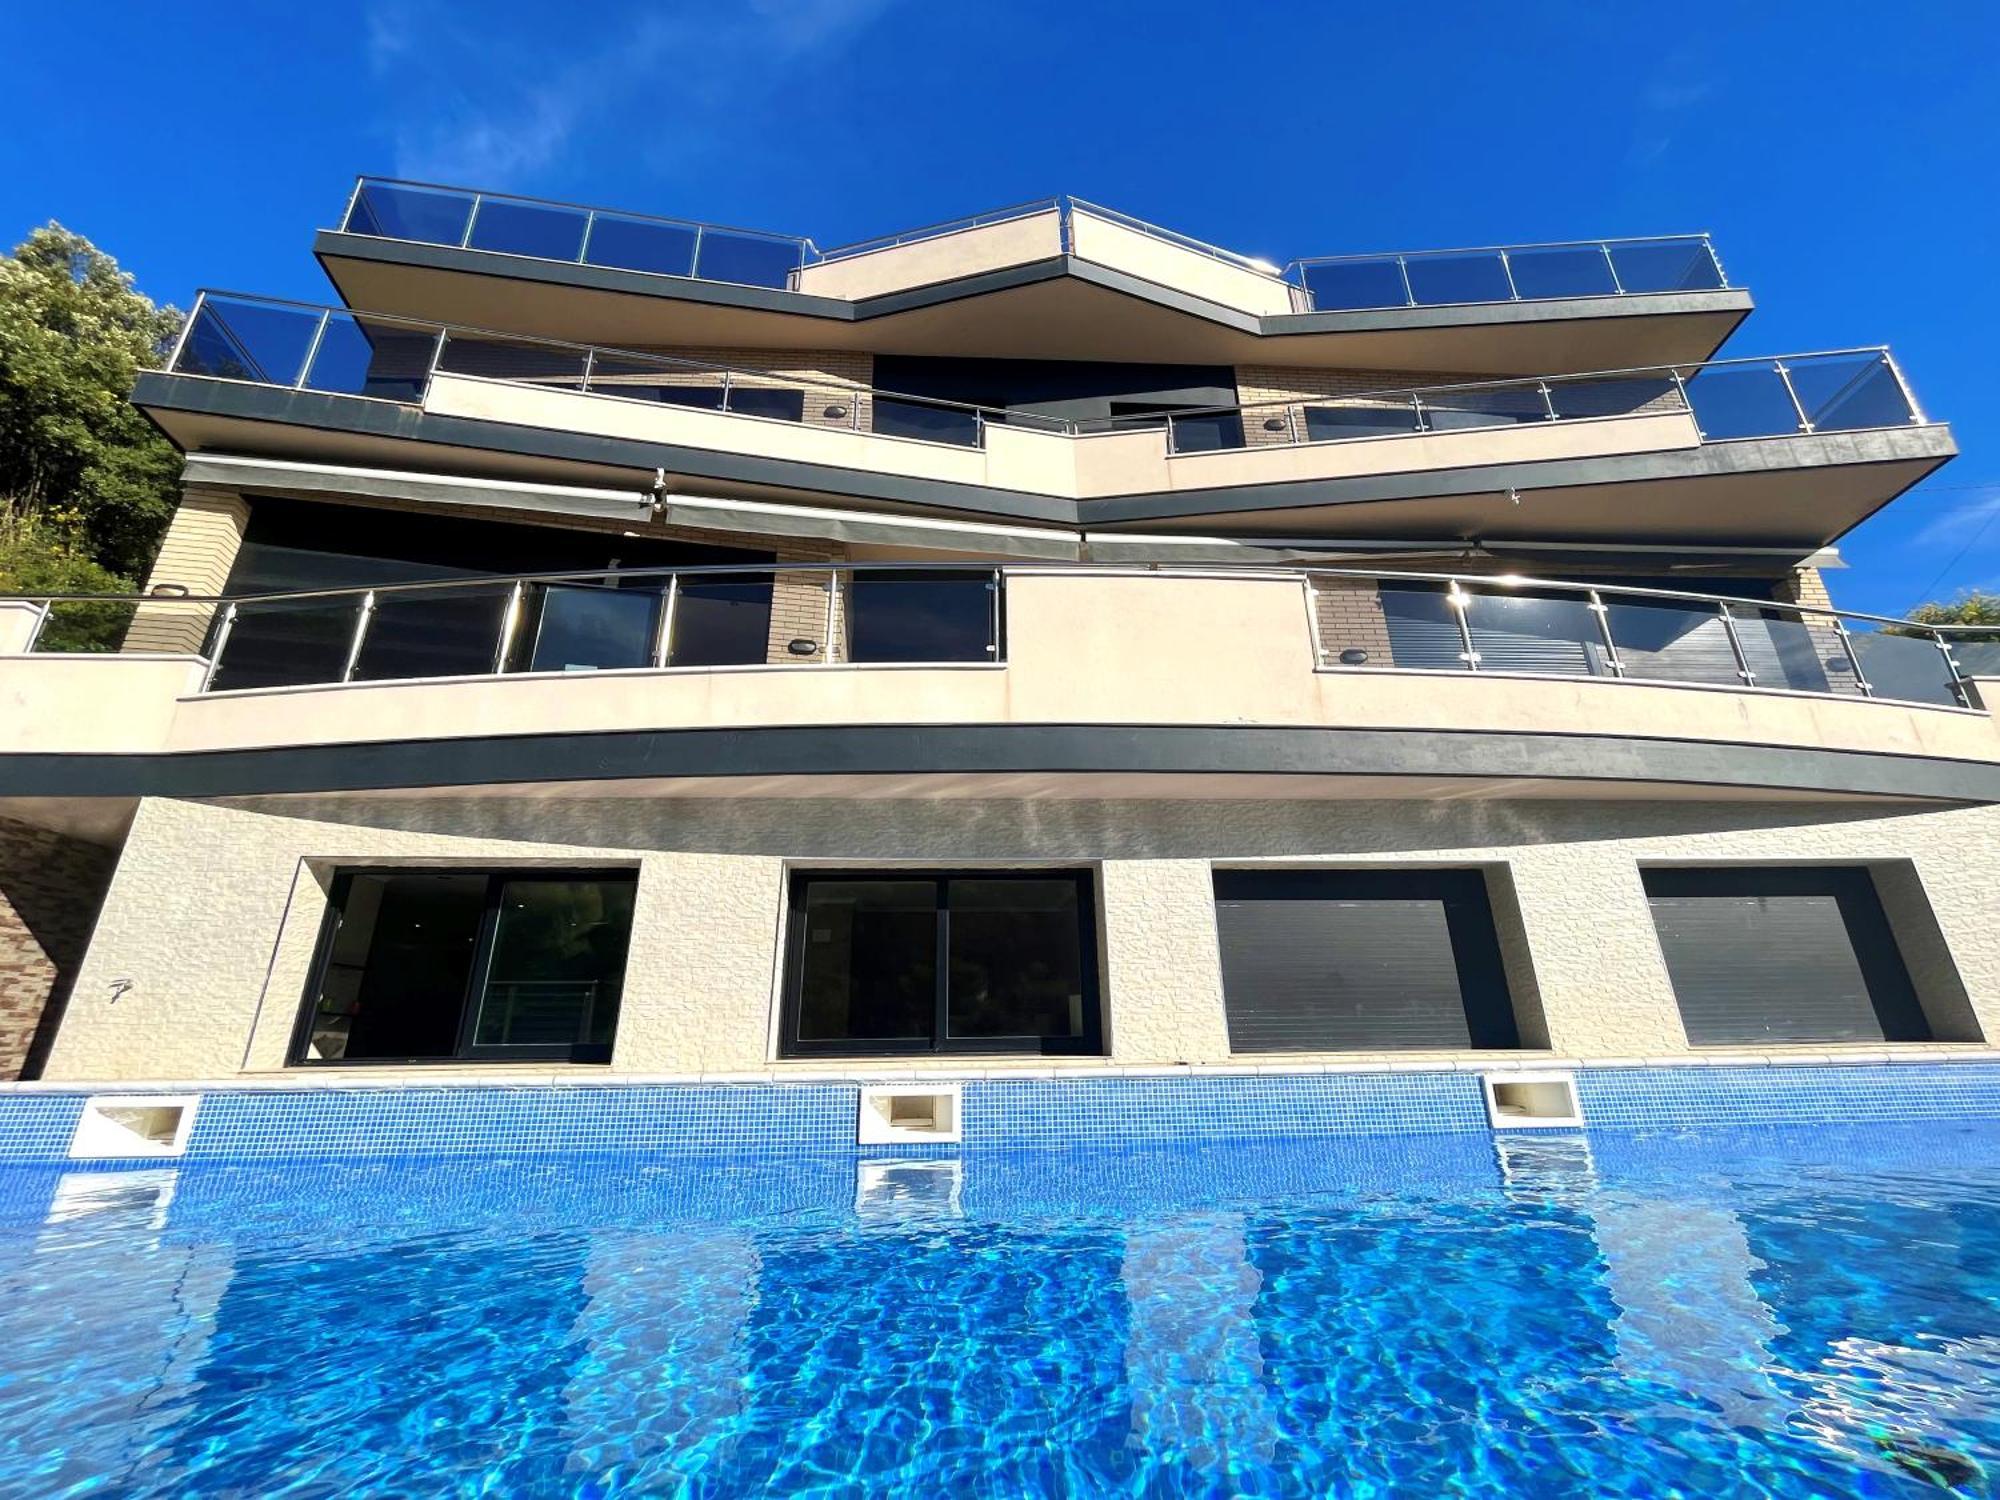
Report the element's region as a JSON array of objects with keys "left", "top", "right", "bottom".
[{"left": 0, "top": 1124, "right": 1993, "bottom": 1496}]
